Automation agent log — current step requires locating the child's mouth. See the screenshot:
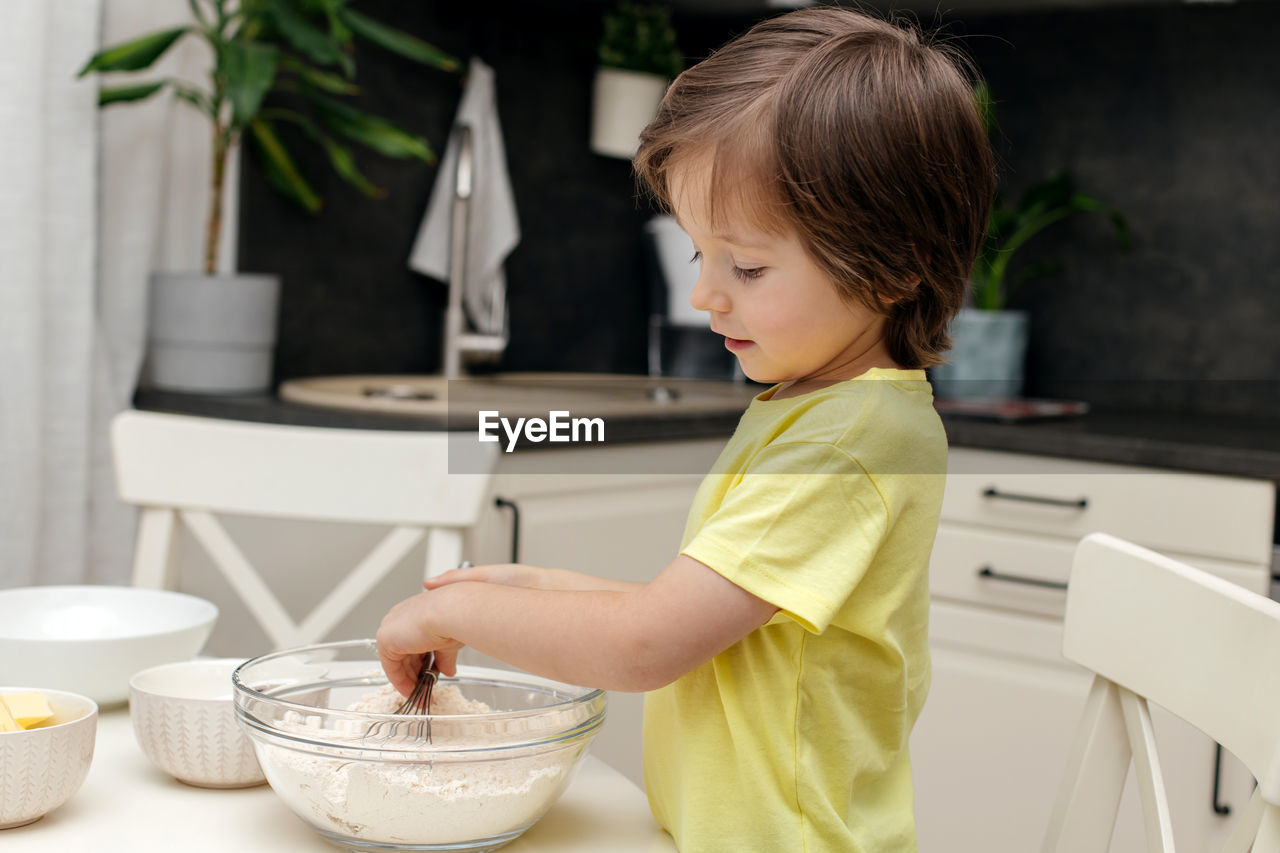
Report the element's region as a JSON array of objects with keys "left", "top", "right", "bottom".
[{"left": 724, "top": 336, "right": 753, "bottom": 352}]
